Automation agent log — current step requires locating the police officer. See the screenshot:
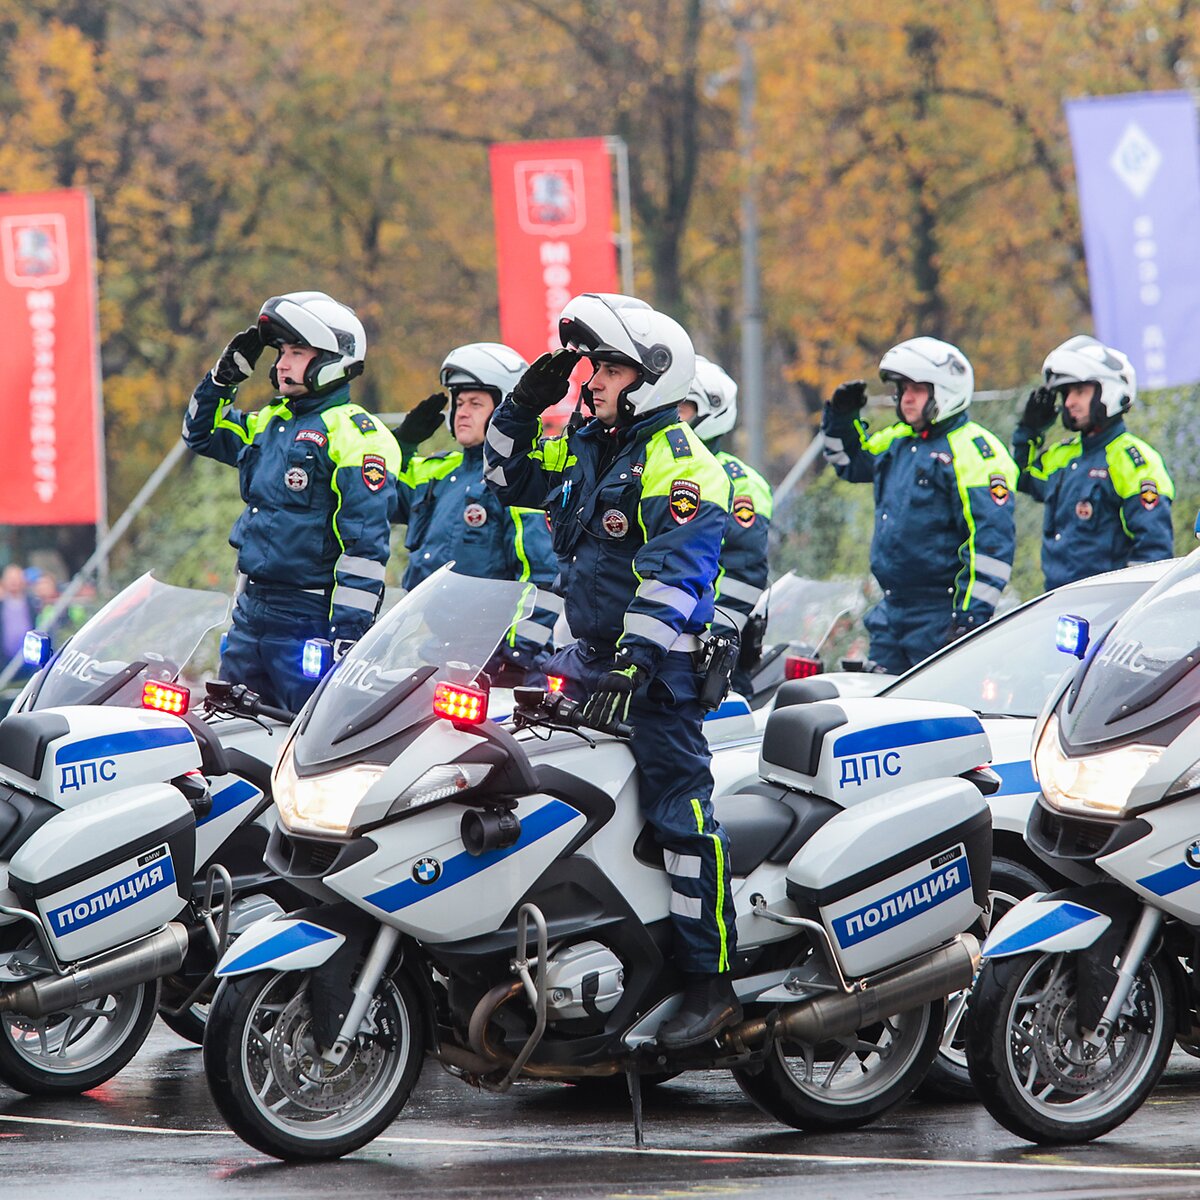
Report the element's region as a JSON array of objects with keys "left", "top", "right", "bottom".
[
  {"left": 822, "top": 337, "right": 1017, "bottom": 674},
  {"left": 1013, "top": 335, "right": 1174, "bottom": 590},
  {"left": 391, "top": 343, "right": 559, "bottom": 677},
  {"left": 183, "top": 291, "right": 401, "bottom": 712},
  {"left": 679, "top": 355, "right": 773, "bottom": 696},
  {"left": 484, "top": 294, "right": 740, "bottom": 1048}
]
